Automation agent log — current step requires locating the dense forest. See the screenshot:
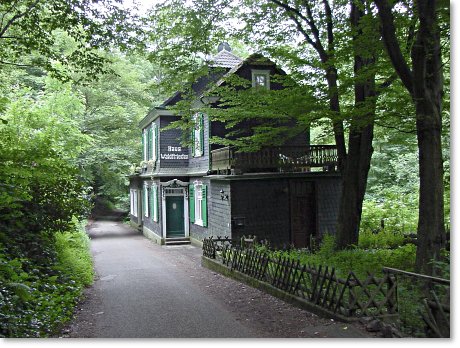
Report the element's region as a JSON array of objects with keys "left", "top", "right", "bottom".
[{"left": 0, "top": 0, "right": 450, "bottom": 337}]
